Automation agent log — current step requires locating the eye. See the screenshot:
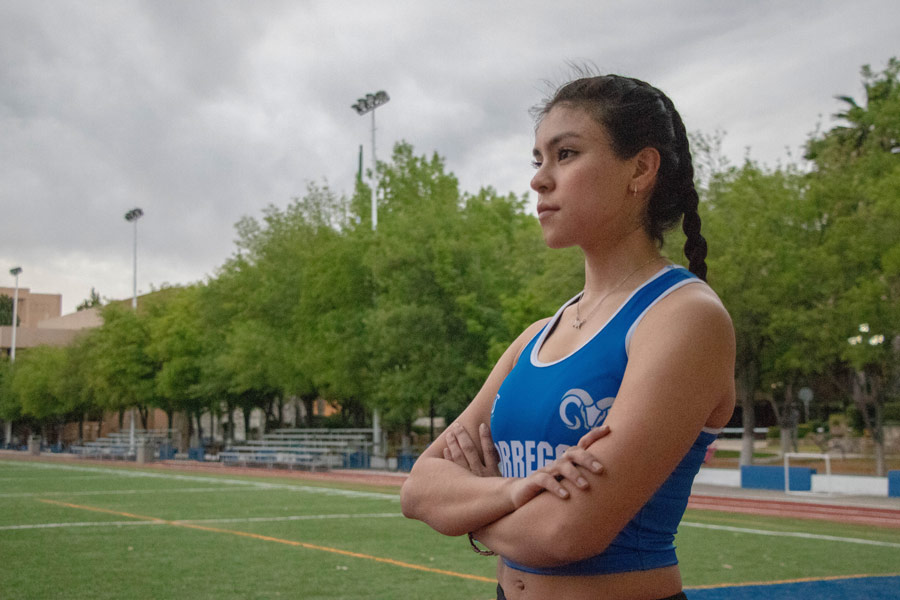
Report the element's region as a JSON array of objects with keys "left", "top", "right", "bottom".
[
  {"left": 531, "top": 160, "right": 542, "bottom": 169},
  {"left": 558, "top": 148, "right": 576, "bottom": 161}
]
